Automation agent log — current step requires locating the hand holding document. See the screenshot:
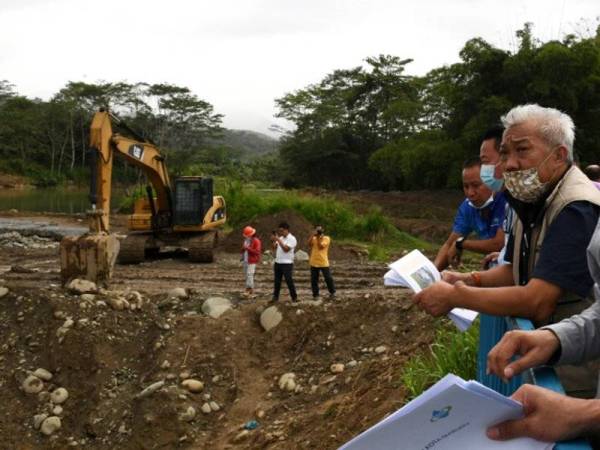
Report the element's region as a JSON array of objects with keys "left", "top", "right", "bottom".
[
  {"left": 340, "top": 374, "right": 553, "bottom": 450},
  {"left": 384, "top": 250, "right": 478, "bottom": 331}
]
